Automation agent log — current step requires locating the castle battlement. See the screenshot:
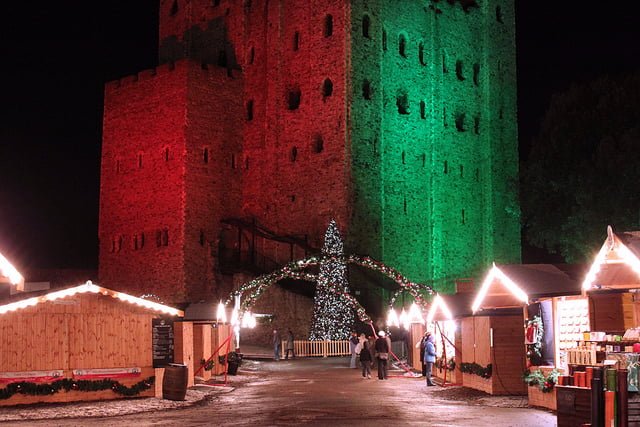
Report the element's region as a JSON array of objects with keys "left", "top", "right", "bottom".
[{"left": 105, "top": 59, "right": 237, "bottom": 93}]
